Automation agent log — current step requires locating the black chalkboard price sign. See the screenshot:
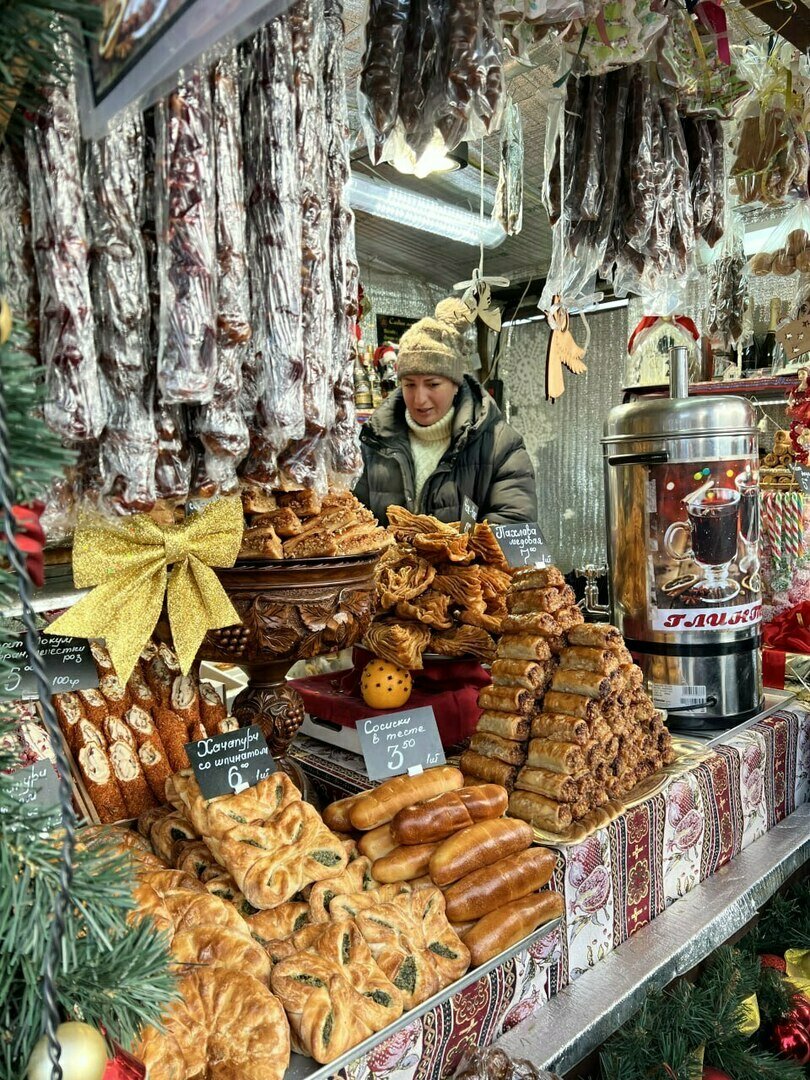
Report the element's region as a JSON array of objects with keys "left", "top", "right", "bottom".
[
  {"left": 186, "top": 726, "right": 276, "bottom": 800},
  {"left": 2, "top": 760, "right": 60, "bottom": 819},
  {"left": 356, "top": 706, "right": 446, "bottom": 782},
  {"left": 490, "top": 521, "right": 552, "bottom": 568},
  {"left": 0, "top": 634, "right": 99, "bottom": 700},
  {"left": 460, "top": 496, "right": 478, "bottom": 535}
]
